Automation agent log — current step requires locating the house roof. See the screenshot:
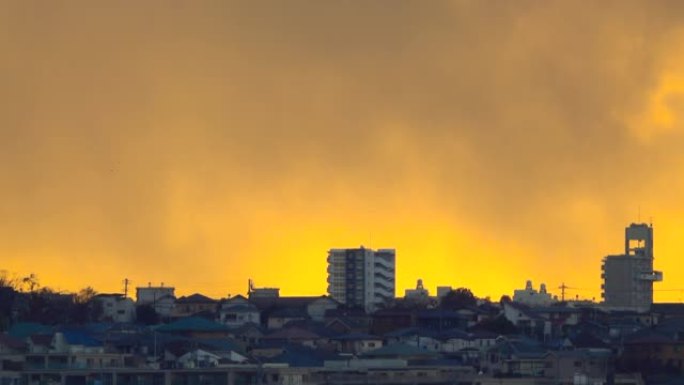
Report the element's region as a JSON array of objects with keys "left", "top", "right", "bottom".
[
  {"left": 61, "top": 331, "right": 102, "bottom": 347},
  {"left": 438, "top": 328, "right": 471, "bottom": 341},
  {"left": 177, "top": 293, "right": 217, "bottom": 304},
  {"left": 384, "top": 327, "right": 440, "bottom": 339},
  {"left": 362, "top": 342, "right": 437, "bottom": 358},
  {"left": 157, "top": 317, "right": 229, "bottom": 333},
  {"left": 264, "top": 327, "right": 321, "bottom": 340},
  {"left": 331, "top": 332, "right": 380, "bottom": 341},
  {"left": 0, "top": 333, "right": 26, "bottom": 350},
  {"left": 250, "top": 296, "right": 334, "bottom": 311},
  {"left": 222, "top": 303, "right": 258, "bottom": 313},
  {"left": 570, "top": 331, "right": 609, "bottom": 349},
  {"left": 8, "top": 323, "right": 52, "bottom": 339},
  {"left": 624, "top": 329, "right": 674, "bottom": 345},
  {"left": 269, "top": 307, "right": 308, "bottom": 318},
  {"left": 266, "top": 344, "right": 338, "bottom": 367},
  {"left": 30, "top": 334, "right": 53, "bottom": 347}
]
